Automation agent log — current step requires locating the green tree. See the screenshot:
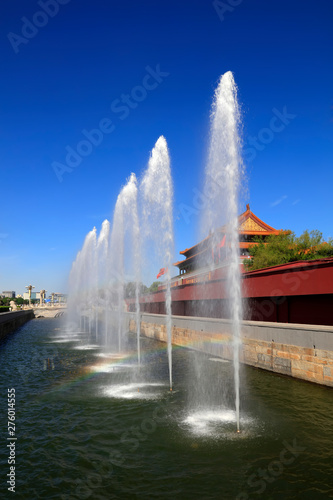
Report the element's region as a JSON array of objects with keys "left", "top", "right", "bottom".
[
  {"left": 148, "top": 281, "right": 160, "bottom": 293},
  {"left": 124, "top": 282, "right": 149, "bottom": 298},
  {"left": 0, "top": 297, "right": 11, "bottom": 306},
  {"left": 244, "top": 230, "right": 333, "bottom": 271},
  {"left": 124, "top": 282, "right": 136, "bottom": 299}
]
